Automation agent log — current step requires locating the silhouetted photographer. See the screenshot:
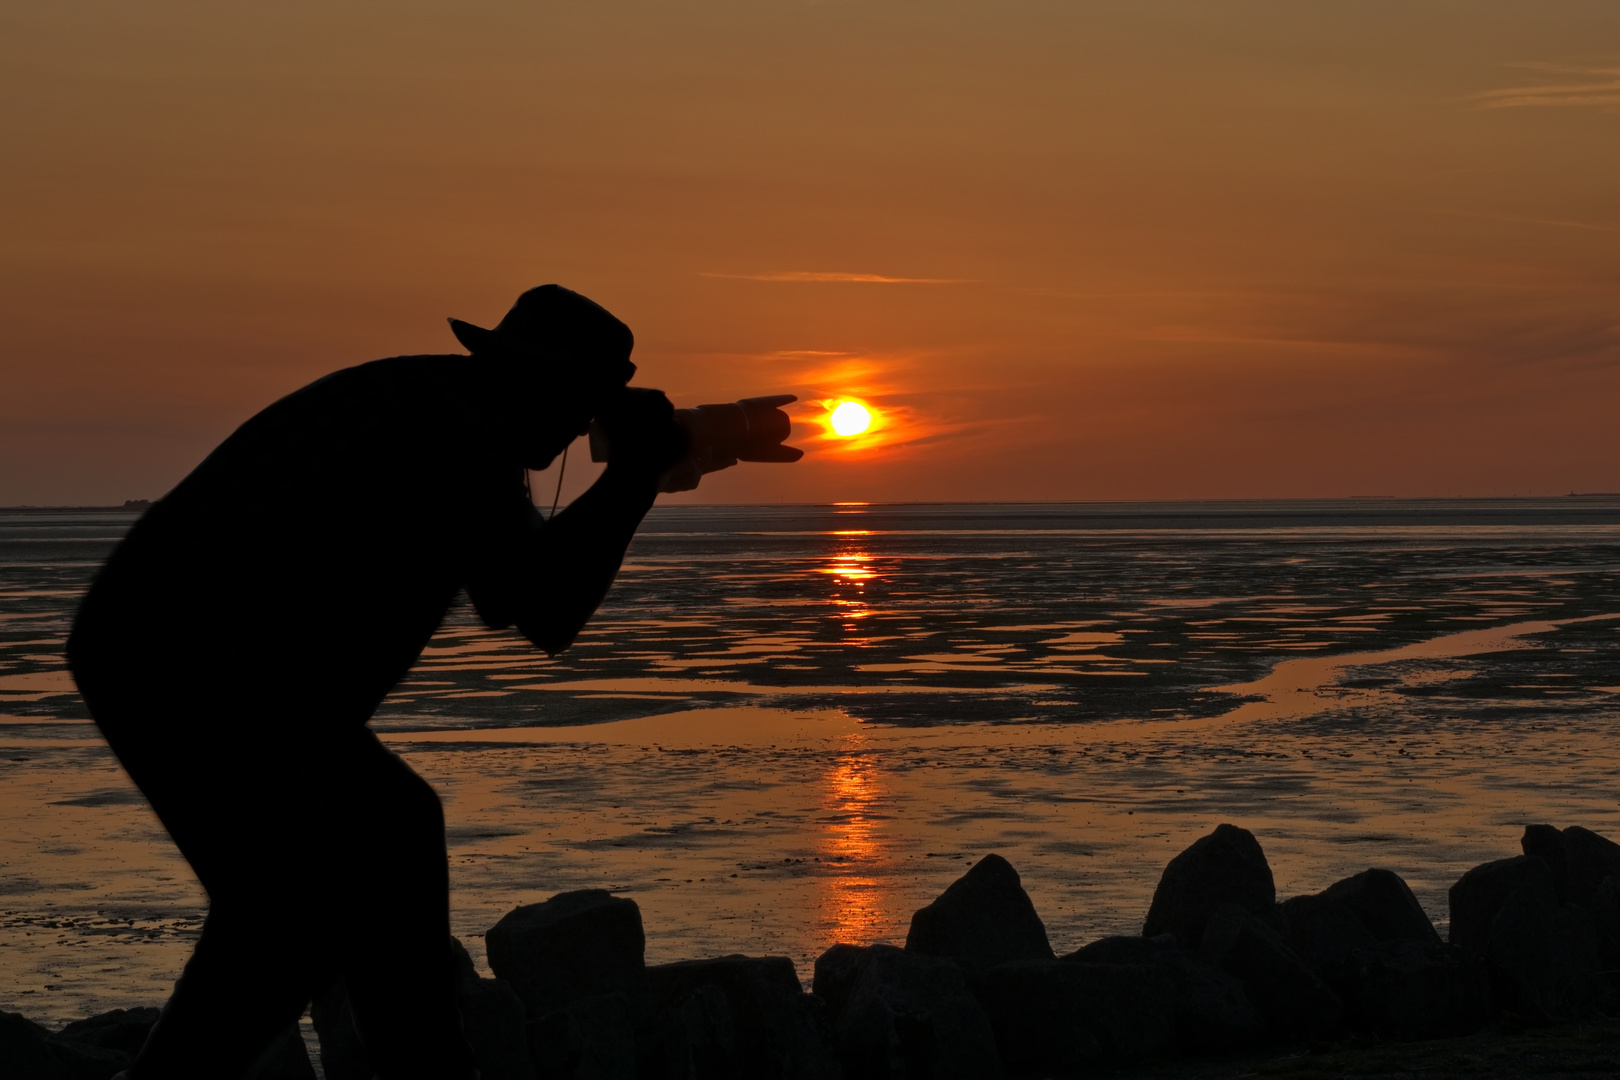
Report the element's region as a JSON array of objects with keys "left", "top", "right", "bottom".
[{"left": 66, "top": 286, "right": 796, "bottom": 1080}]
